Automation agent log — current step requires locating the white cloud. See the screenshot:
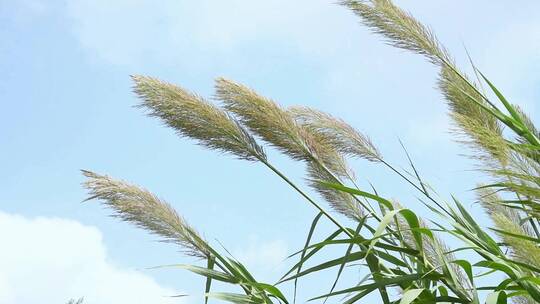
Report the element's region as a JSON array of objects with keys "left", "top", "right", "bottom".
[{"left": 0, "top": 211, "right": 183, "bottom": 304}]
